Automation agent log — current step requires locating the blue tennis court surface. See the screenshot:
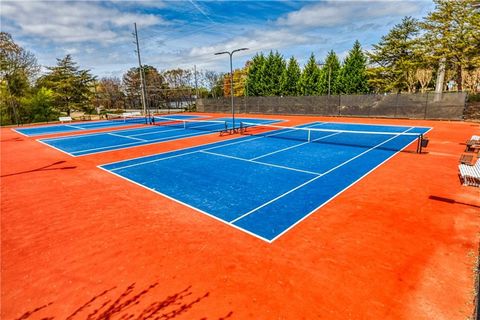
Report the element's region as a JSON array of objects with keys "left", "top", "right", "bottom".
[
  {"left": 39, "top": 117, "right": 281, "bottom": 156},
  {"left": 100, "top": 121, "right": 431, "bottom": 242},
  {"left": 13, "top": 114, "right": 202, "bottom": 137}
]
